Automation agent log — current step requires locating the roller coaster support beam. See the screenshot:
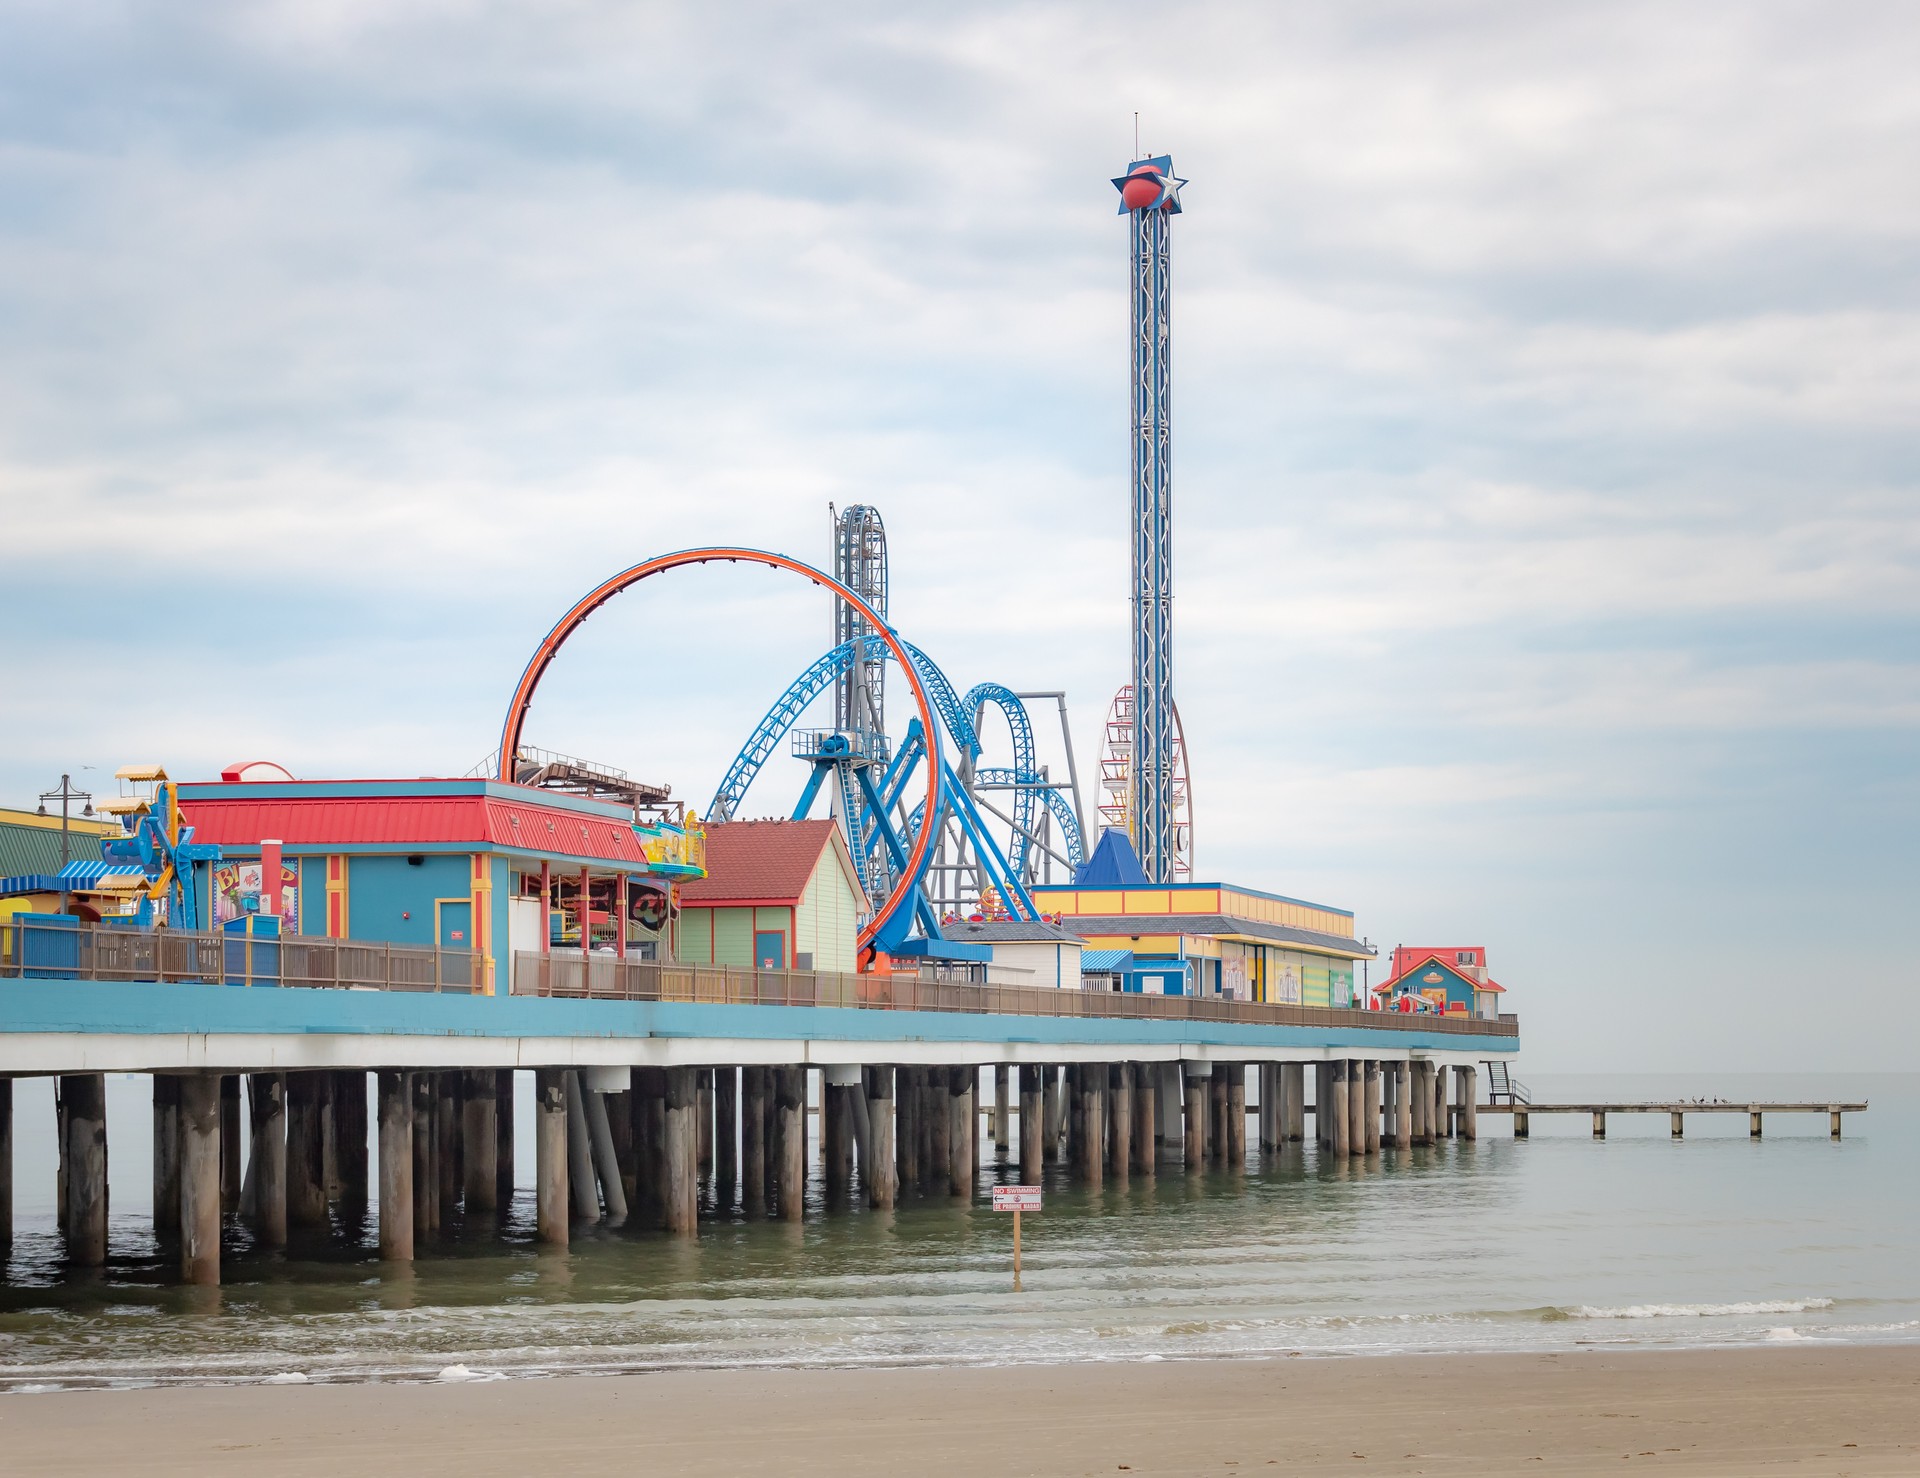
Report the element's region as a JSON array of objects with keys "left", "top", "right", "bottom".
[
  {"left": 791, "top": 763, "right": 833, "bottom": 824},
  {"left": 850, "top": 764, "right": 942, "bottom": 946},
  {"left": 938, "top": 759, "right": 1041, "bottom": 922}
]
